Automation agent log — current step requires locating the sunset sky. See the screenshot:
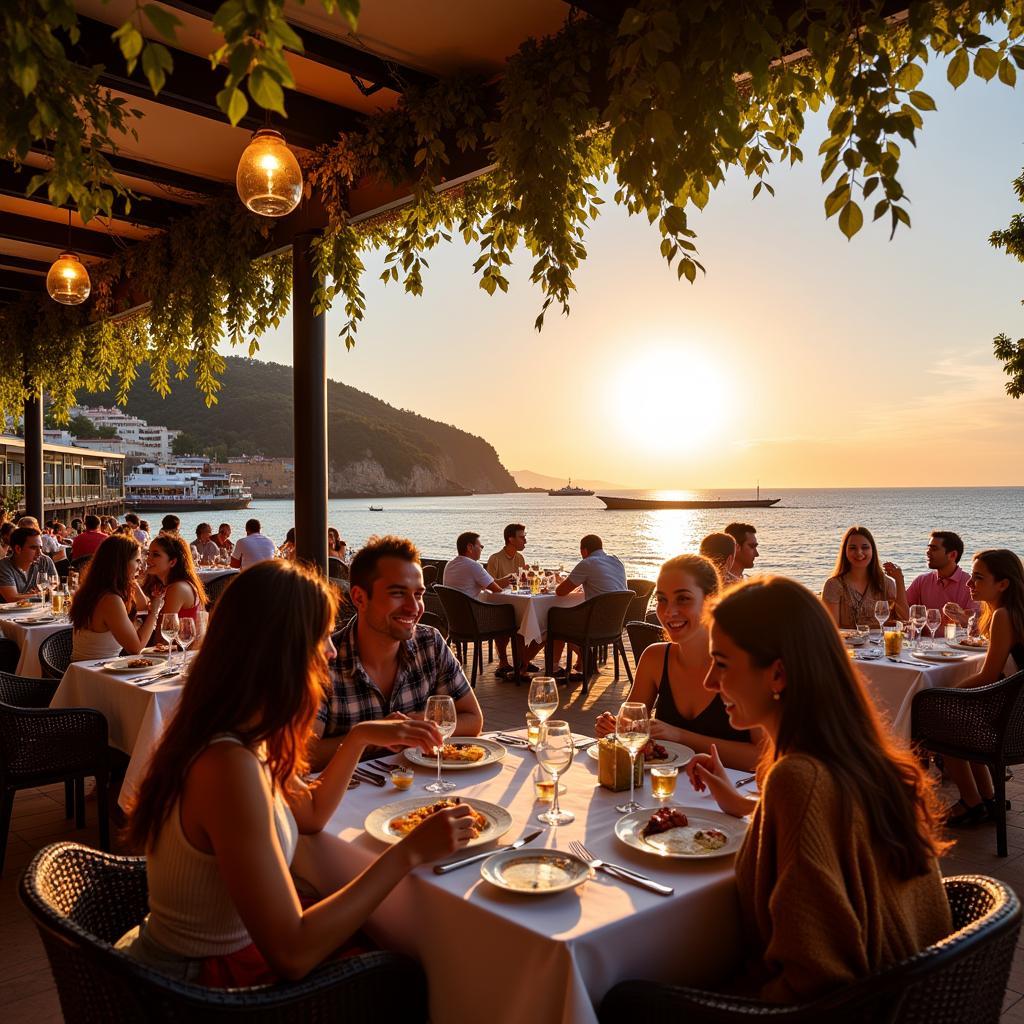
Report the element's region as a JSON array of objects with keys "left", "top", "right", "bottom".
[{"left": 248, "top": 62, "right": 1024, "bottom": 489}]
